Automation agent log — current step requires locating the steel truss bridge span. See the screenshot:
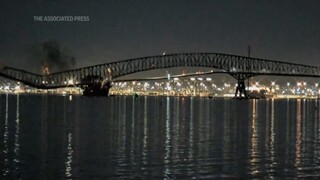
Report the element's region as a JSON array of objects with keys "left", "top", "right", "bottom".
[{"left": 1, "top": 53, "right": 320, "bottom": 97}]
